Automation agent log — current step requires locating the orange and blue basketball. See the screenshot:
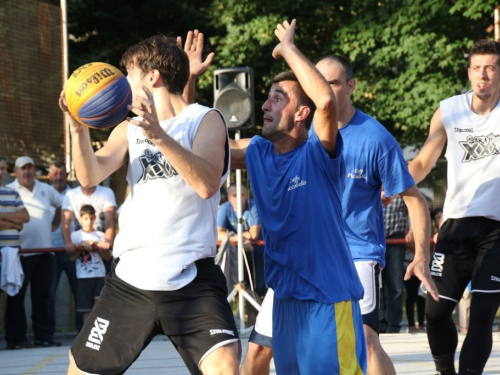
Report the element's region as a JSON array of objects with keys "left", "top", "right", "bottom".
[{"left": 65, "top": 62, "right": 132, "bottom": 129}]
